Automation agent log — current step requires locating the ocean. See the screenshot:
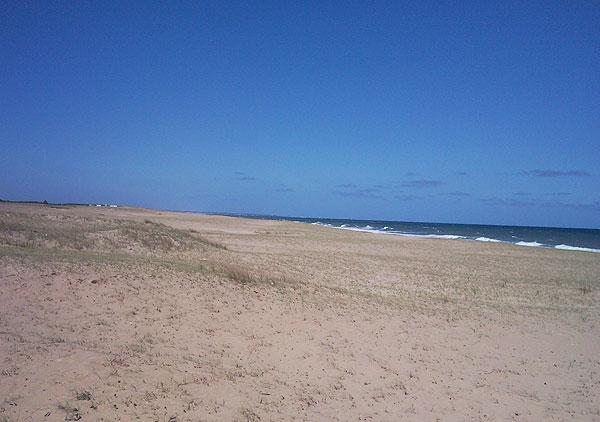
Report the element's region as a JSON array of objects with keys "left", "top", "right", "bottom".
[{"left": 235, "top": 215, "right": 600, "bottom": 253}]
